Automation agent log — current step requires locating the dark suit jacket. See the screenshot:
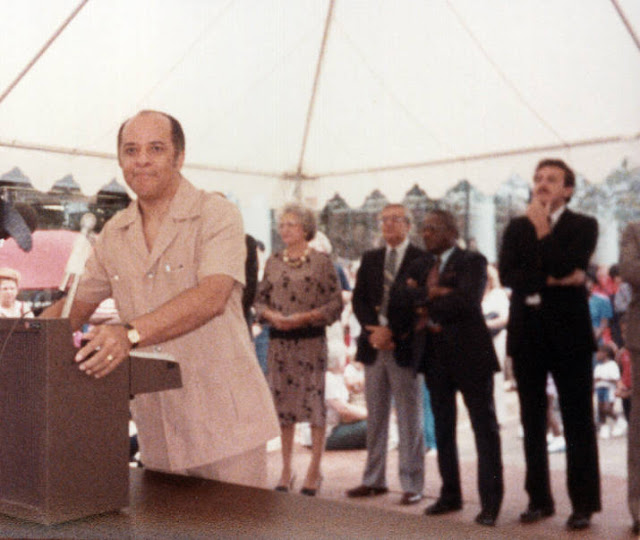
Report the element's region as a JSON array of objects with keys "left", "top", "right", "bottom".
[
  {"left": 389, "top": 247, "right": 499, "bottom": 379},
  {"left": 352, "top": 244, "right": 425, "bottom": 366},
  {"left": 242, "top": 234, "right": 259, "bottom": 322},
  {"left": 498, "top": 209, "right": 598, "bottom": 358}
]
